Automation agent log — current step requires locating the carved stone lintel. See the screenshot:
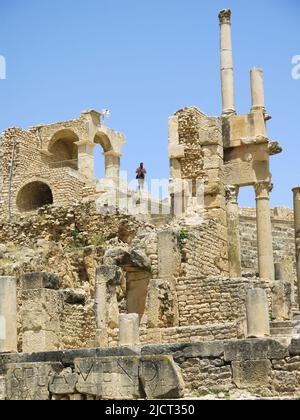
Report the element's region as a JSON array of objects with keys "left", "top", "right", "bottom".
[
  {"left": 225, "top": 185, "right": 239, "bottom": 205},
  {"left": 219, "top": 9, "right": 231, "bottom": 24},
  {"left": 255, "top": 181, "right": 273, "bottom": 198}
]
